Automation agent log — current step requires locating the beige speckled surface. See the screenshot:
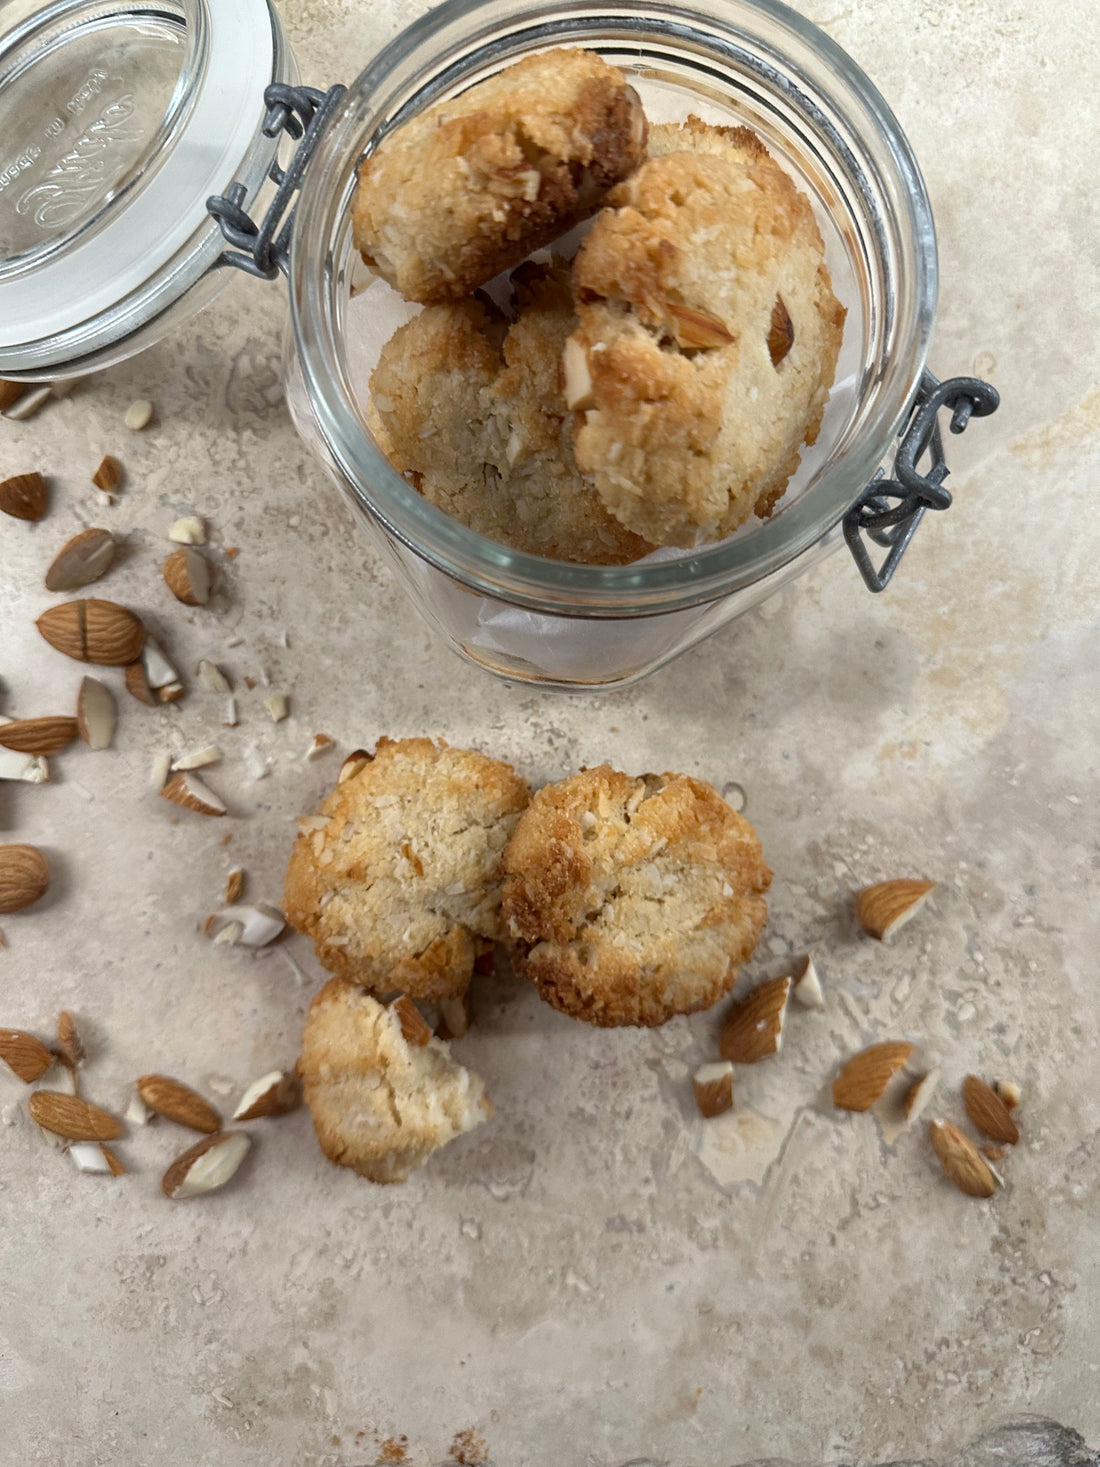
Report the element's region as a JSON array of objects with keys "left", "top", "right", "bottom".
[{"left": 1, "top": 2, "right": 1098, "bottom": 1464}]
